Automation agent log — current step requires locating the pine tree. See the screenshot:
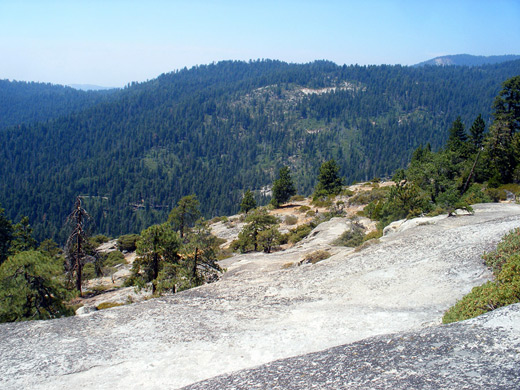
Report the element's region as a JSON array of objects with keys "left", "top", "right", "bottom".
[
  {"left": 314, "top": 159, "right": 344, "bottom": 198},
  {"left": 168, "top": 195, "right": 201, "bottom": 238},
  {"left": 0, "top": 251, "right": 72, "bottom": 323},
  {"left": 271, "top": 166, "right": 296, "bottom": 207},
  {"left": 447, "top": 116, "right": 468, "bottom": 153},
  {"left": 469, "top": 114, "right": 486, "bottom": 150},
  {"left": 240, "top": 190, "right": 257, "bottom": 214},
  {"left": 133, "top": 223, "right": 181, "bottom": 294},
  {"left": 493, "top": 75, "right": 520, "bottom": 133},
  {"left": 0, "top": 207, "right": 13, "bottom": 266}
]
